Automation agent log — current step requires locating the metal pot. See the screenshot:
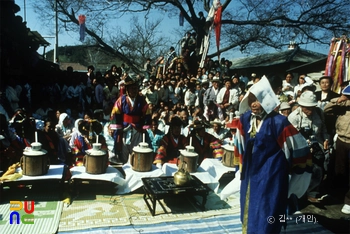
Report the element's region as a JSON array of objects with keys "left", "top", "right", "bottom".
[
  {"left": 84, "top": 143, "right": 108, "bottom": 174},
  {"left": 178, "top": 145, "right": 198, "bottom": 173},
  {"left": 222, "top": 141, "right": 235, "bottom": 167},
  {"left": 130, "top": 142, "right": 153, "bottom": 172},
  {"left": 21, "top": 142, "right": 49, "bottom": 176},
  {"left": 174, "top": 161, "right": 192, "bottom": 186}
]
